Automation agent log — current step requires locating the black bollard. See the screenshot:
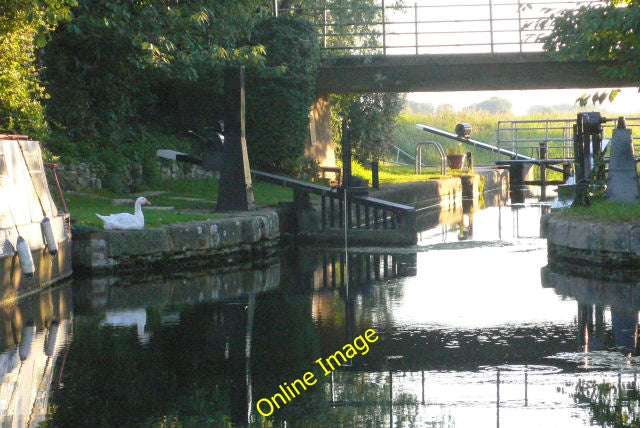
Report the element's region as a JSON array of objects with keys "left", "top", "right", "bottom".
[{"left": 371, "top": 160, "right": 379, "bottom": 189}]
